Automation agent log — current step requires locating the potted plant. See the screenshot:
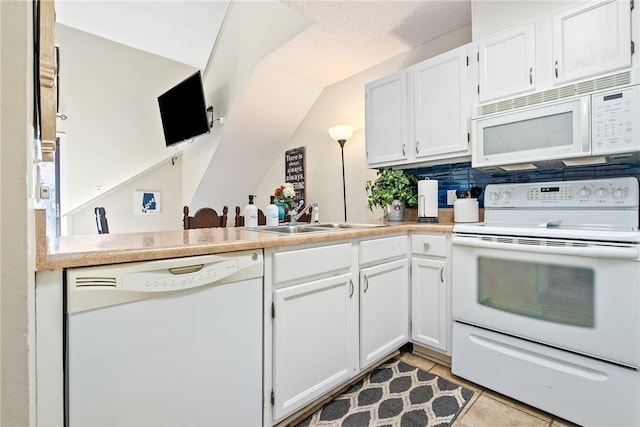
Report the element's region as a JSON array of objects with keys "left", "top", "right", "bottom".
[{"left": 365, "top": 168, "right": 418, "bottom": 221}]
